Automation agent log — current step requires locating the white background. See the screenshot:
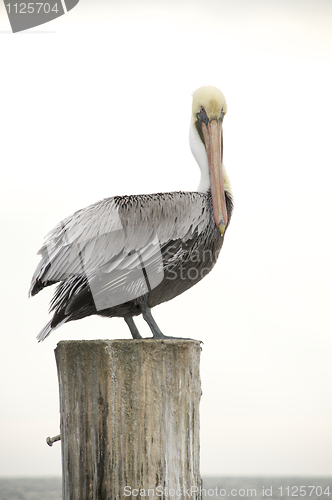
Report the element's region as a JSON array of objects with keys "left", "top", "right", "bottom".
[{"left": 0, "top": 0, "right": 331, "bottom": 477}]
